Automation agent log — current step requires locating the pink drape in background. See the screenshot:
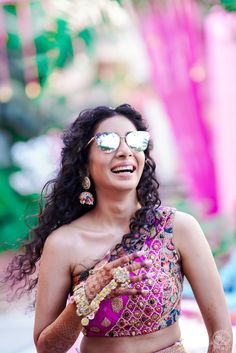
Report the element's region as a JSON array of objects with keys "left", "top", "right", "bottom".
[
  {"left": 139, "top": 0, "right": 218, "bottom": 214},
  {"left": 205, "top": 7, "right": 236, "bottom": 217}
]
